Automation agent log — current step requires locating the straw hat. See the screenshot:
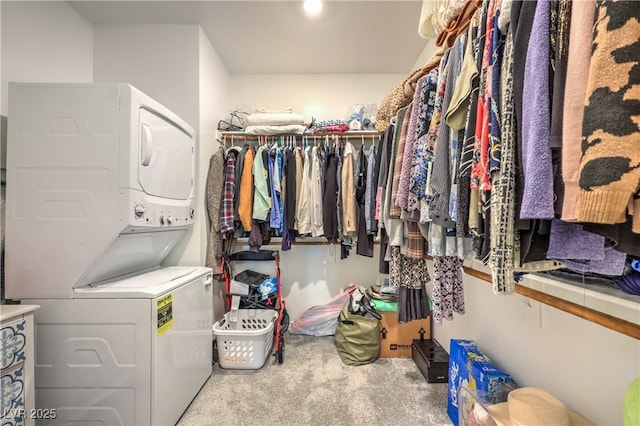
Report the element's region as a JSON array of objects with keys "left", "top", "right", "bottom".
[{"left": 487, "top": 387, "right": 594, "bottom": 426}]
